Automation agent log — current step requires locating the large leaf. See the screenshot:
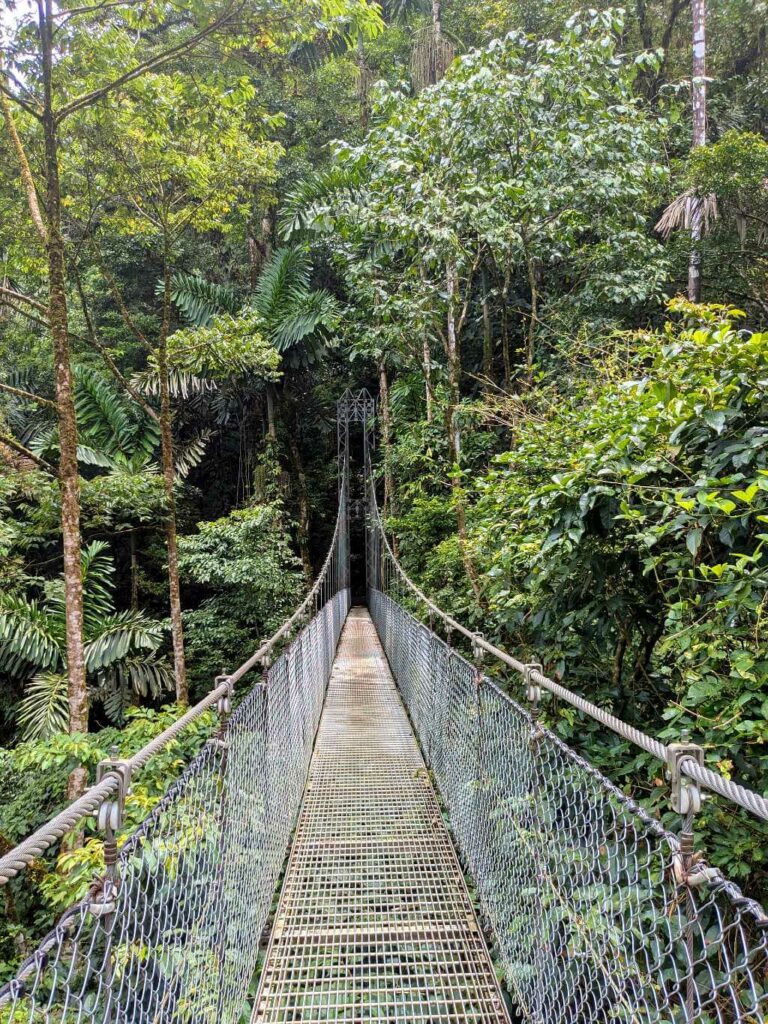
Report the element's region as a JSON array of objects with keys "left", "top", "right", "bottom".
[
  {"left": 85, "top": 611, "right": 165, "bottom": 672},
  {"left": 0, "top": 594, "right": 62, "bottom": 672},
  {"left": 163, "top": 273, "right": 241, "bottom": 328},
  {"left": 17, "top": 672, "right": 69, "bottom": 740}
]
